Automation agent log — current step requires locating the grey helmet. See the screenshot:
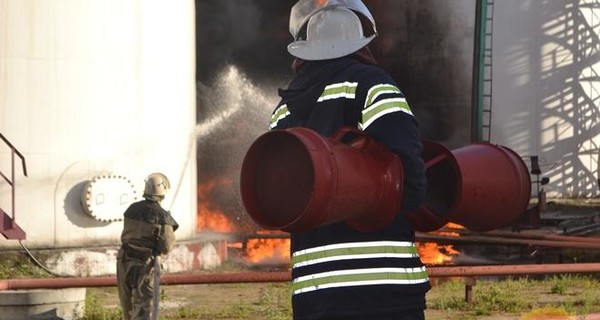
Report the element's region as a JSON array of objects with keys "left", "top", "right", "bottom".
[
  {"left": 287, "top": 0, "right": 377, "bottom": 61},
  {"left": 144, "top": 172, "right": 170, "bottom": 198}
]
